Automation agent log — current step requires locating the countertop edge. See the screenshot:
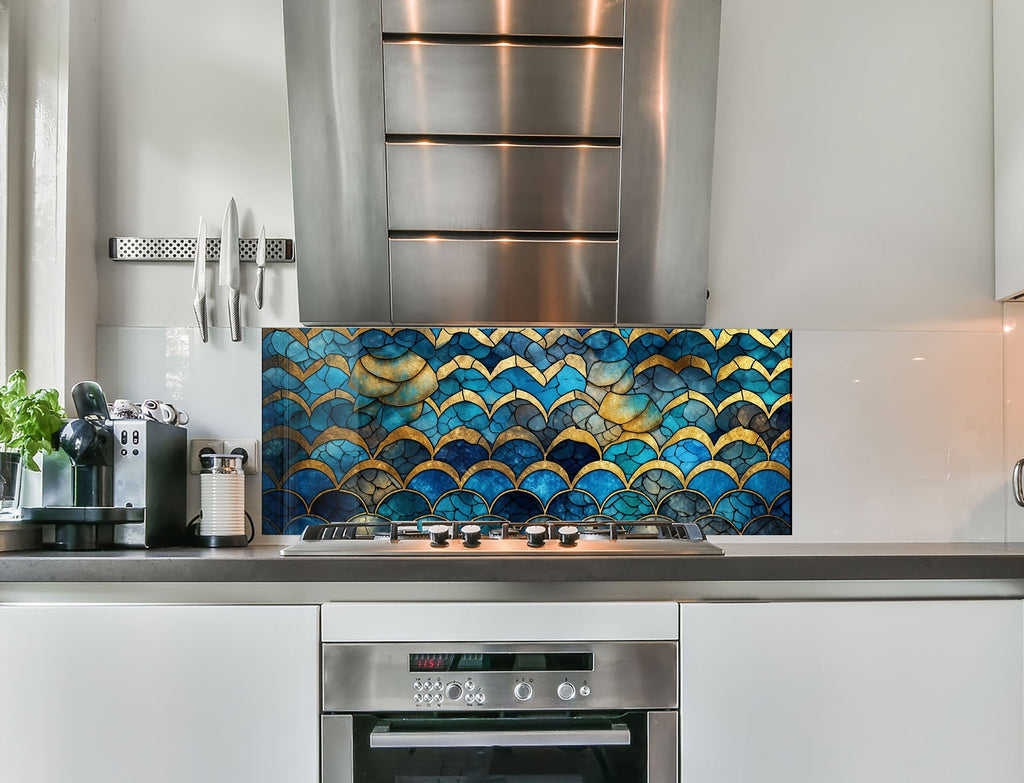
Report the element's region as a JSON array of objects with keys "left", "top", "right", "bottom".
[{"left": 2, "top": 543, "right": 1024, "bottom": 585}]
